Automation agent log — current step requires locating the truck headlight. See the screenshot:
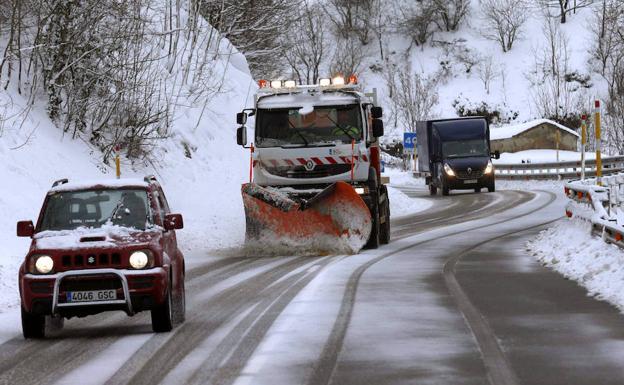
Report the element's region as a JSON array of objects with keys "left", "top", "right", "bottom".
[
  {"left": 129, "top": 251, "right": 151, "bottom": 269},
  {"left": 443, "top": 163, "right": 455, "bottom": 177},
  {"left": 484, "top": 160, "right": 493, "bottom": 174},
  {"left": 34, "top": 255, "right": 54, "bottom": 274}
]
